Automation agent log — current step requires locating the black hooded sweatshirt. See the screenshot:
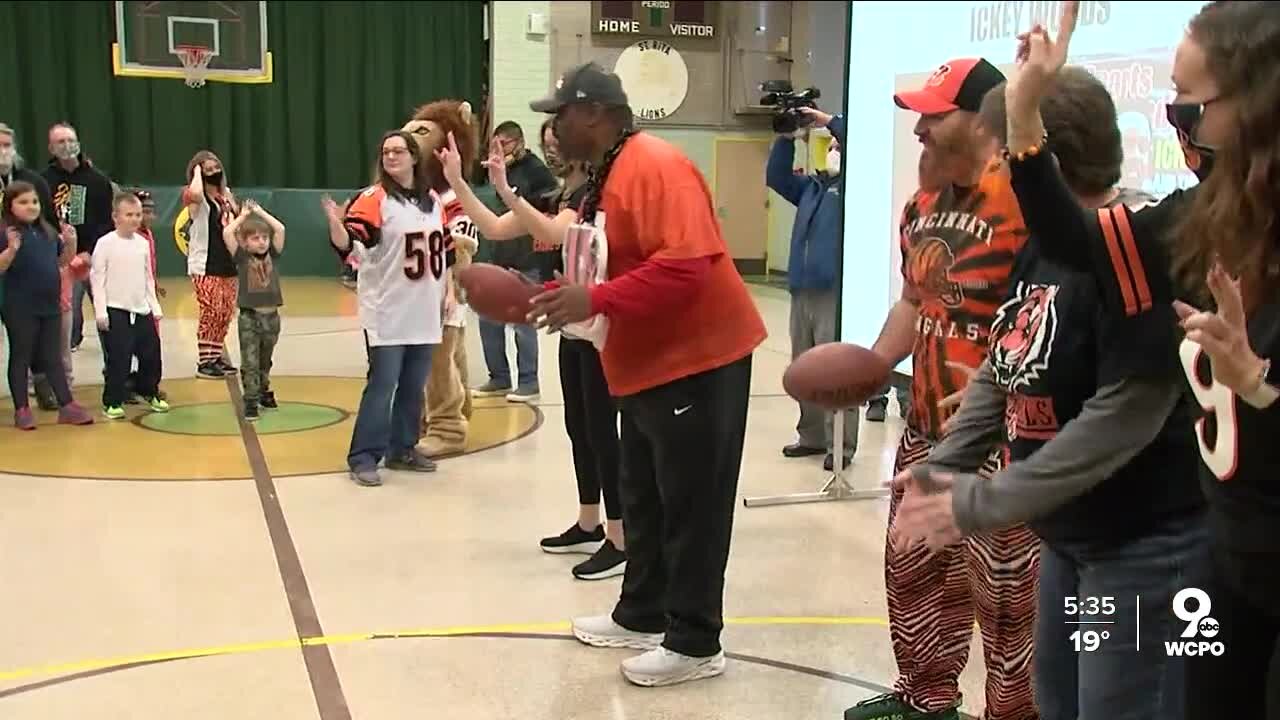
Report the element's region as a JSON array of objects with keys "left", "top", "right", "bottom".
[{"left": 42, "top": 155, "right": 114, "bottom": 254}]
